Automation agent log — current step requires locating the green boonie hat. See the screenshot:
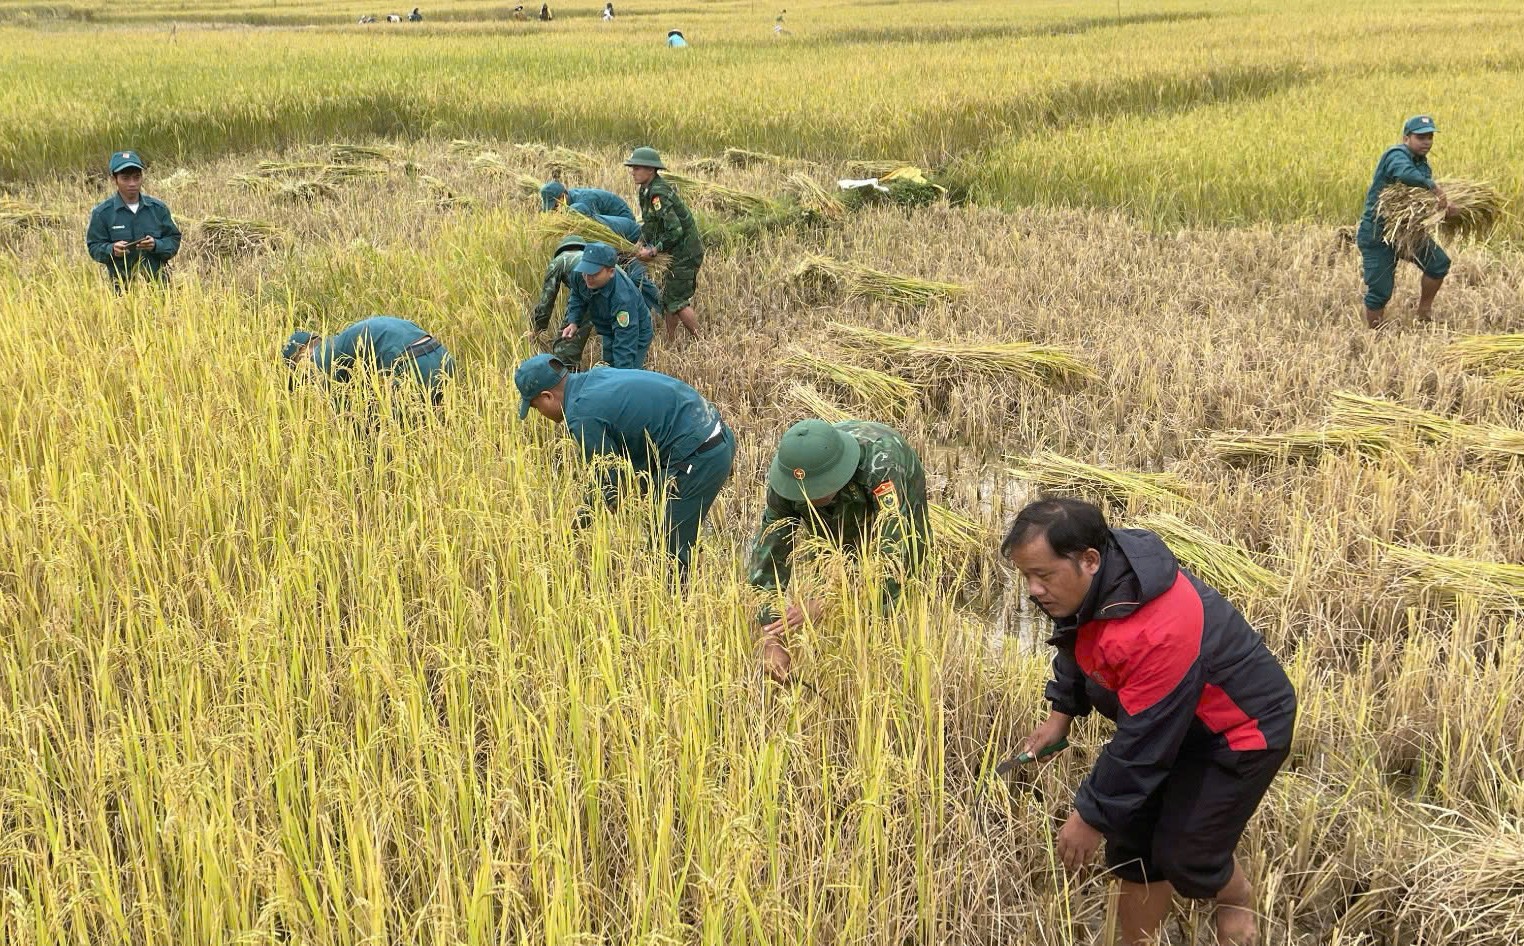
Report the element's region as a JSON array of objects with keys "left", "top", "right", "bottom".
[
  {"left": 1403, "top": 114, "right": 1438, "bottom": 136},
  {"left": 624, "top": 146, "right": 666, "bottom": 170},
  {"left": 767, "top": 419, "right": 861, "bottom": 503},
  {"left": 555, "top": 234, "right": 588, "bottom": 255}
]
